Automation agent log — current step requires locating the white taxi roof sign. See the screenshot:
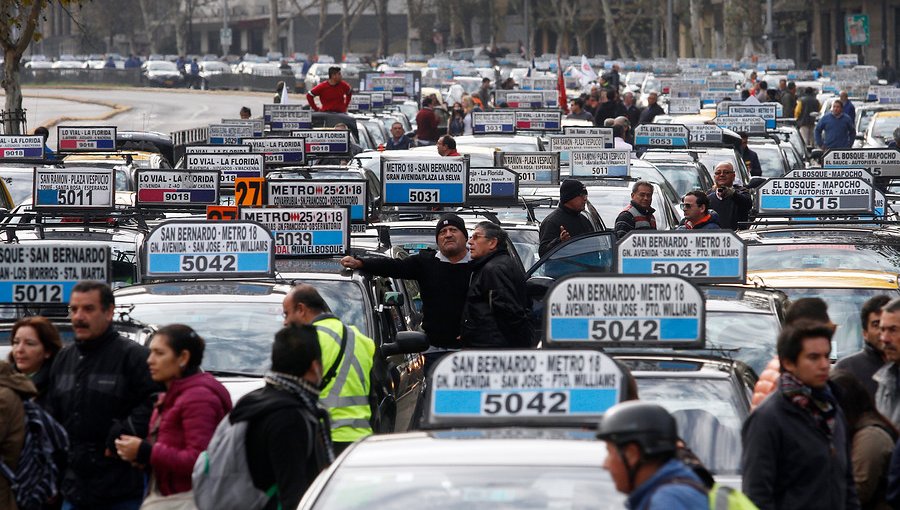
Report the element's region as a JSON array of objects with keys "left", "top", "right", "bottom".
[
  {"left": 756, "top": 177, "right": 875, "bottom": 216},
  {"left": 208, "top": 124, "right": 253, "bottom": 145},
  {"left": 289, "top": 130, "right": 351, "bottom": 156},
  {"left": 494, "top": 151, "right": 560, "bottom": 185},
  {"left": 135, "top": 169, "right": 220, "bottom": 208},
  {"left": 381, "top": 155, "right": 467, "bottom": 206},
  {"left": 266, "top": 179, "right": 367, "bottom": 224},
  {"left": 715, "top": 115, "right": 766, "bottom": 134},
  {"left": 0, "top": 136, "right": 44, "bottom": 160},
  {"left": 494, "top": 90, "right": 544, "bottom": 109},
  {"left": 143, "top": 220, "right": 275, "bottom": 279},
  {"left": 634, "top": 124, "right": 689, "bottom": 148},
  {"left": 515, "top": 110, "right": 562, "bottom": 132},
  {"left": 426, "top": 349, "right": 625, "bottom": 427},
  {"left": 823, "top": 149, "right": 900, "bottom": 178},
  {"left": 0, "top": 243, "right": 110, "bottom": 304},
  {"left": 263, "top": 104, "right": 312, "bottom": 131},
  {"left": 465, "top": 167, "right": 519, "bottom": 206},
  {"left": 688, "top": 125, "right": 724, "bottom": 145},
  {"left": 570, "top": 150, "right": 630, "bottom": 178},
  {"left": 668, "top": 97, "right": 701, "bottom": 115},
  {"left": 785, "top": 167, "right": 874, "bottom": 184},
  {"left": 185, "top": 145, "right": 251, "bottom": 154},
  {"left": 222, "top": 118, "right": 264, "bottom": 137},
  {"left": 57, "top": 126, "right": 116, "bottom": 153},
  {"left": 548, "top": 134, "right": 613, "bottom": 164},
  {"left": 616, "top": 231, "right": 747, "bottom": 284},
  {"left": 544, "top": 274, "right": 705, "bottom": 348},
  {"left": 471, "top": 112, "right": 516, "bottom": 135},
  {"left": 186, "top": 153, "right": 265, "bottom": 188},
  {"left": 240, "top": 207, "right": 350, "bottom": 258},
  {"left": 32, "top": 167, "right": 115, "bottom": 212},
  {"left": 246, "top": 137, "right": 307, "bottom": 166}
]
